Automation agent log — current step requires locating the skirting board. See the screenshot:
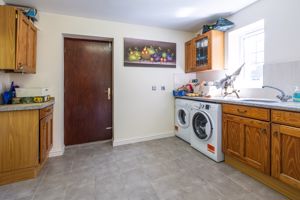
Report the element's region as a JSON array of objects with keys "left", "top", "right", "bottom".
[
  {"left": 49, "top": 146, "right": 65, "bottom": 157},
  {"left": 113, "top": 131, "right": 175, "bottom": 146}
]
